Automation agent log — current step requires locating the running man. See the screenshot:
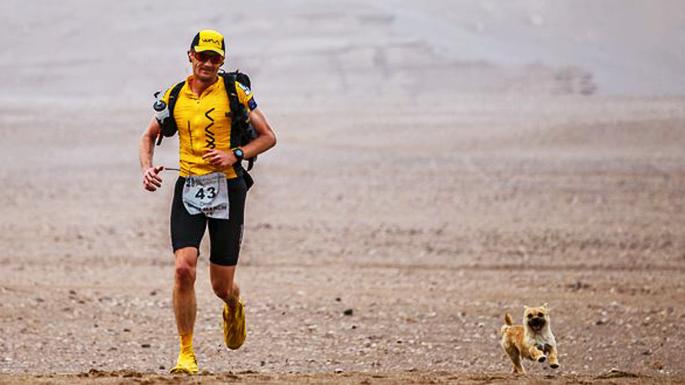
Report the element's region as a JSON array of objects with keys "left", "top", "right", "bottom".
[{"left": 138, "top": 29, "right": 277, "bottom": 374}]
